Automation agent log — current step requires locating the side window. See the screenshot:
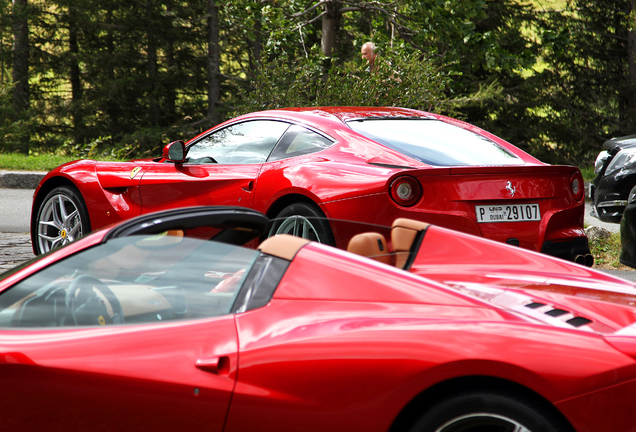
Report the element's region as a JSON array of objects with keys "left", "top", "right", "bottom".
[
  {"left": 0, "top": 235, "right": 261, "bottom": 328},
  {"left": 268, "top": 125, "right": 334, "bottom": 162},
  {"left": 186, "top": 120, "right": 290, "bottom": 165}
]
